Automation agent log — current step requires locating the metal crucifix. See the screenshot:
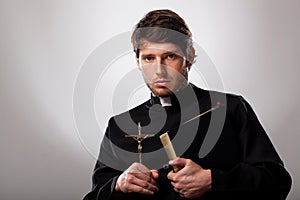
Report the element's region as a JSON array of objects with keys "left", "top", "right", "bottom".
[{"left": 125, "top": 122, "right": 155, "bottom": 163}]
